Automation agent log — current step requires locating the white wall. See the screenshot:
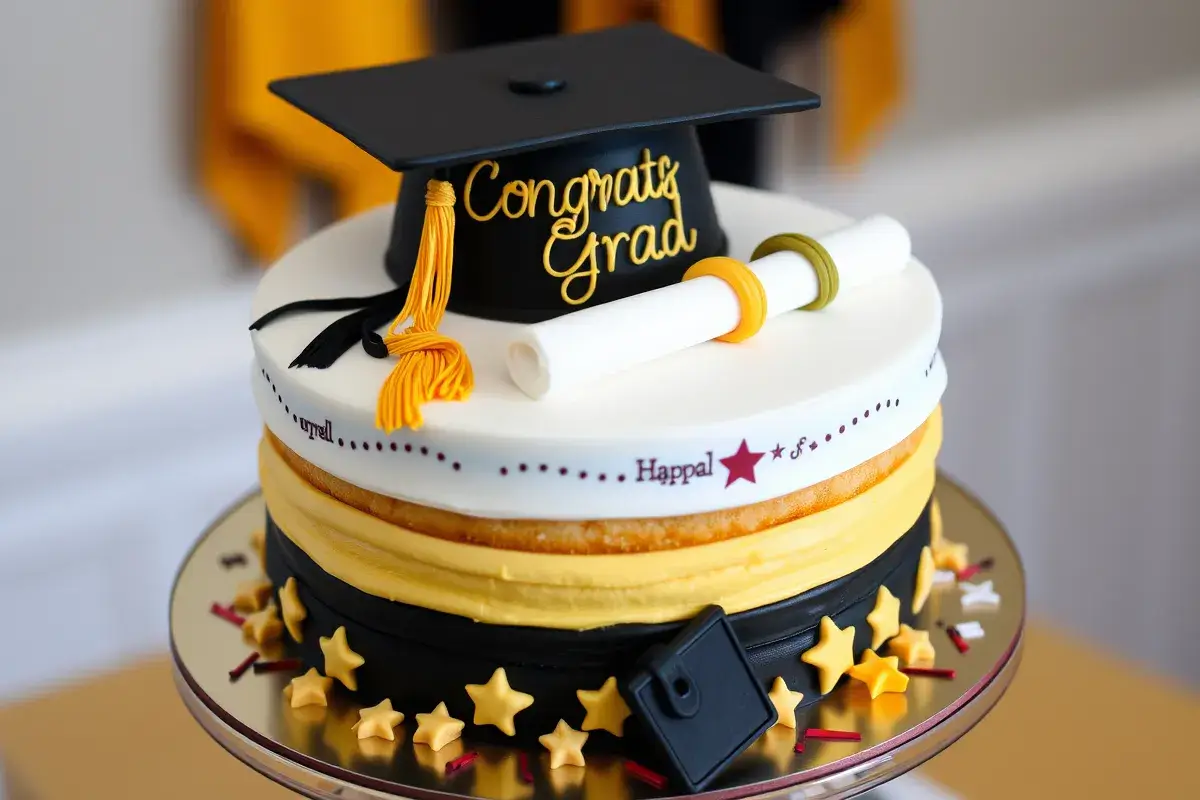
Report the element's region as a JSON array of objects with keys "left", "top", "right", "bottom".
[
  {"left": 0, "top": 0, "right": 243, "bottom": 340},
  {"left": 884, "top": 0, "right": 1200, "bottom": 150}
]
